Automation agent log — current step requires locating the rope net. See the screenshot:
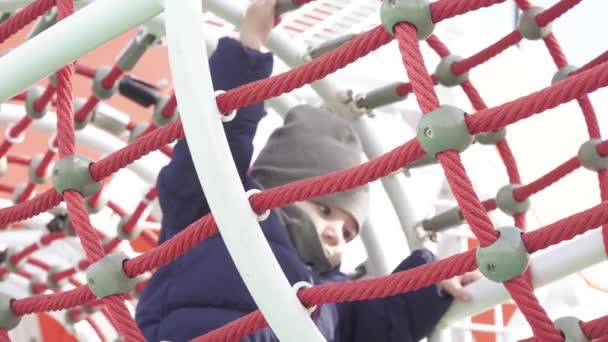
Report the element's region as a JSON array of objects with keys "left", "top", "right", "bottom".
[{"left": 0, "top": 0, "right": 605, "bottom": 341}]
